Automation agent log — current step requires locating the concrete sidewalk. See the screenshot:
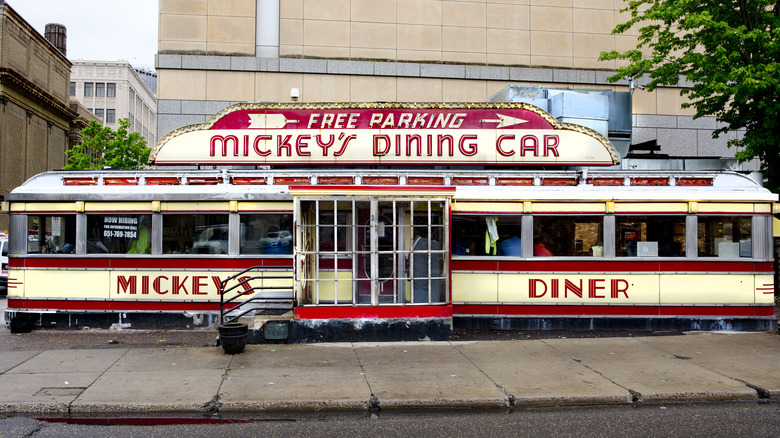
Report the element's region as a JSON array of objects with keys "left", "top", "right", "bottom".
[{"left": 1, "top": 332, "right": 778, "bottom": 415}]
